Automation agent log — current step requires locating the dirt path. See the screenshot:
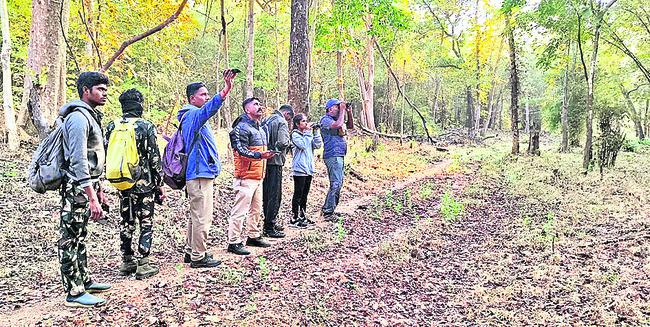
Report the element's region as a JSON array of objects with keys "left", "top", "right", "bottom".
[{"left": 0, "top": 159, "right": 453, "bottom": 326}]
